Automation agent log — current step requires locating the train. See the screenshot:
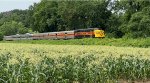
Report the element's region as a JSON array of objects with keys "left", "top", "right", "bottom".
[{"left": 3, "top": 28, "right": 105, "bottom": 41}]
